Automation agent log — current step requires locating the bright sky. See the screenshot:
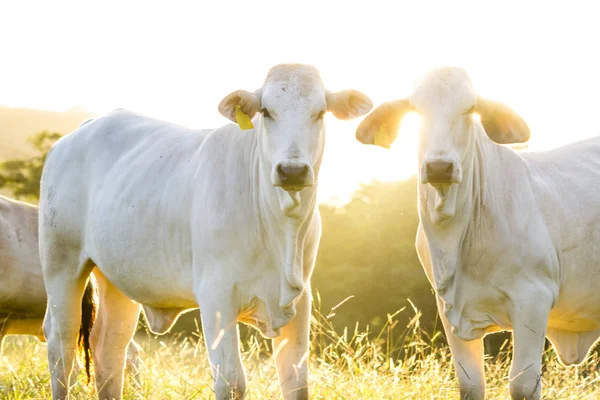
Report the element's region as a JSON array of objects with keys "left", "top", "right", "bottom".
[{"left": 1, "top": 1, "right": 599, "bottom": 204}]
